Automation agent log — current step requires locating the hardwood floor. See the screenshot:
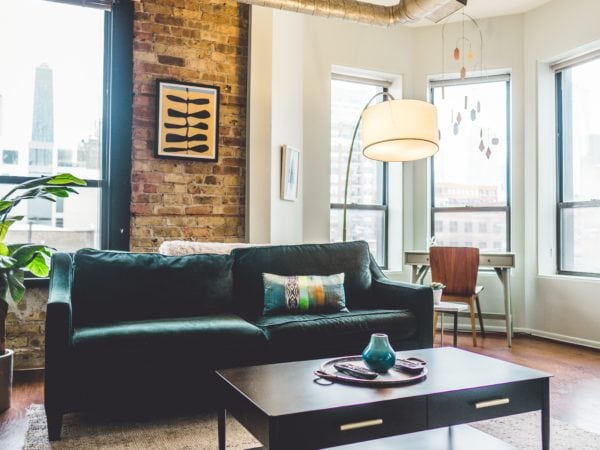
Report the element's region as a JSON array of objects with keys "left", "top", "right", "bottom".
[{"left": 1, "top": 333, "right": 599, "bottom": 448}]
